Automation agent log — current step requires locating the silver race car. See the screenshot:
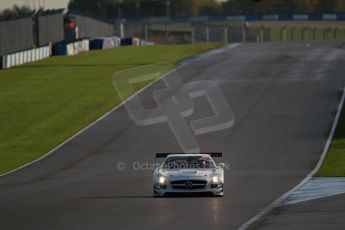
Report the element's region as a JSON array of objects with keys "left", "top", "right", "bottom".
[{"left": 153, "top": 153, "right": 224, "bottom": 197}]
